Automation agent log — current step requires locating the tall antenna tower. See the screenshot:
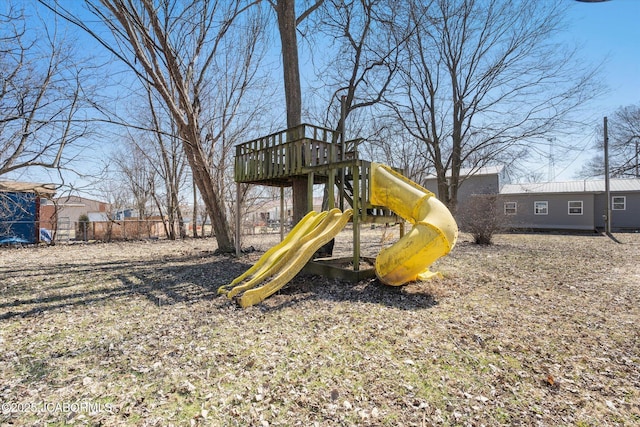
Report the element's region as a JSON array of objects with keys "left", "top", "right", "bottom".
[{"left": 547, "top": 137, "right": 555, "bottom": 181}]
